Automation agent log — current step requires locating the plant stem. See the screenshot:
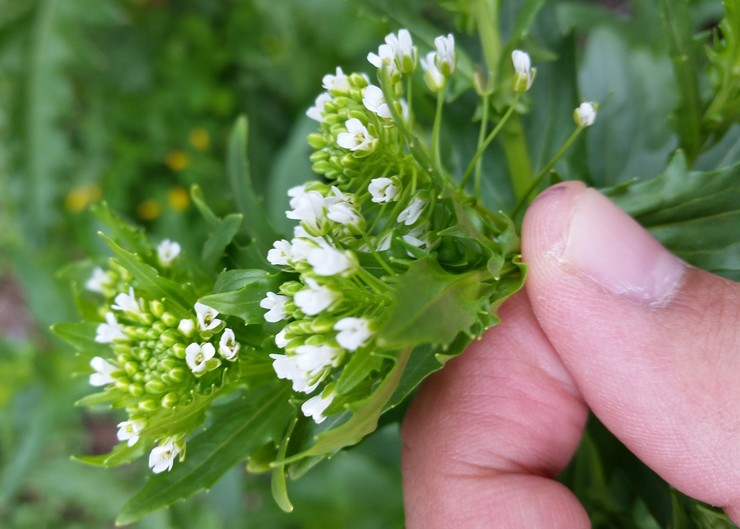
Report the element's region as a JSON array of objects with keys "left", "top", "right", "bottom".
[
  {"left": 474, "top": 94, "right": 490, "bottom": 198},
  {"left": 431, "top": 89, "right": 445, "bottom": 174}
]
